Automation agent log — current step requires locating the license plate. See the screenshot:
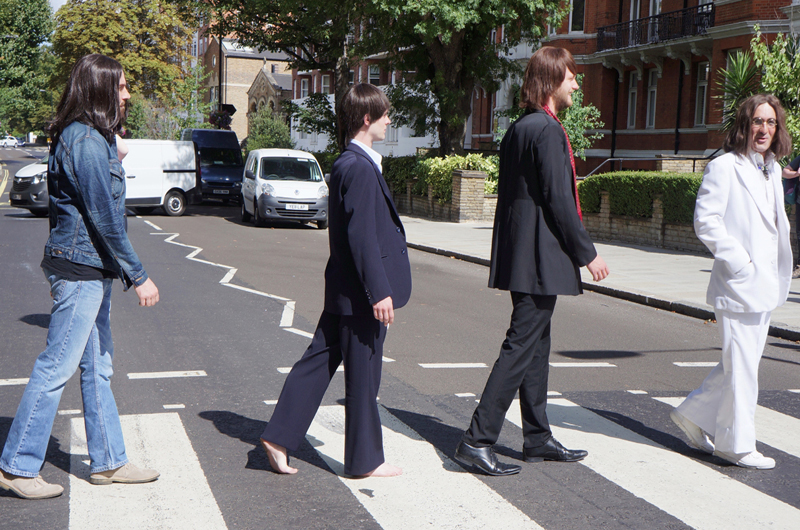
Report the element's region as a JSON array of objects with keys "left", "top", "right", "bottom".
[
  {"left": 286, "top": 203, "right": 308, "bottom": 210},
  {"left": 212, "top": 189, "right": 230, "bottom": 195},
  {"left": 10, "top": 194, "right": 22, "bottom": 200}
]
